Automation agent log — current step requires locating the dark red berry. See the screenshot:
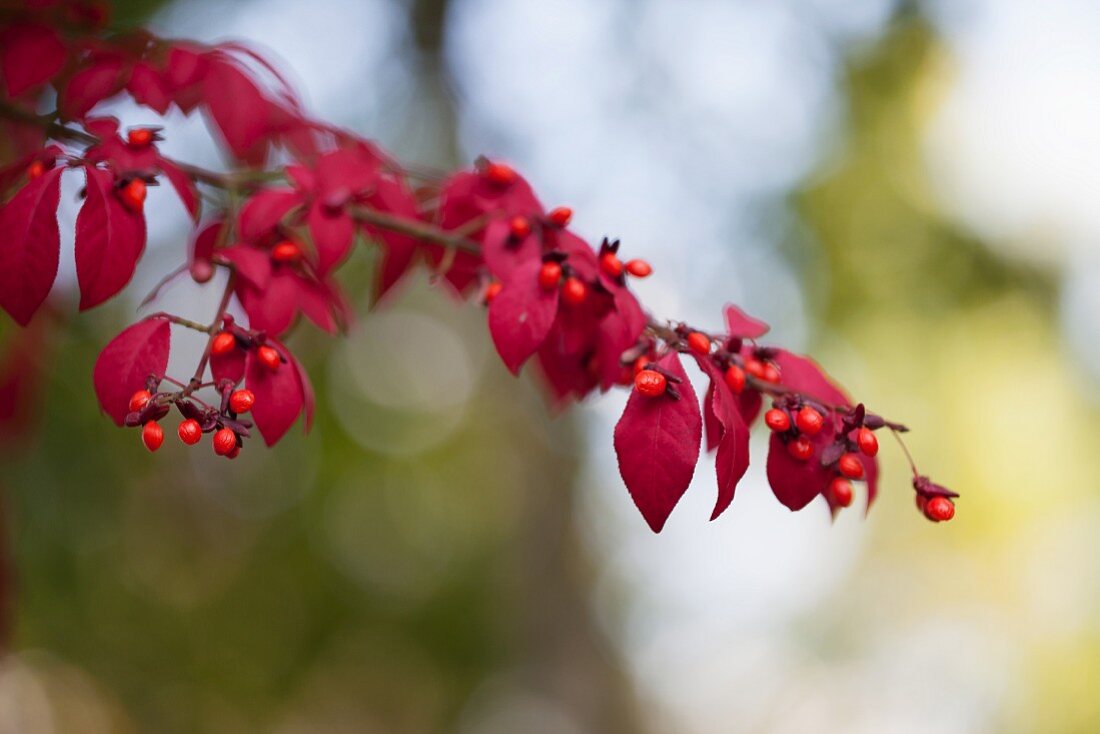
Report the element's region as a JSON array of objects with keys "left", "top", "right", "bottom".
[
  {"left": 177, "top": 419, "right": 202, "bottom": 445},
  {"left": 257, "top": 345, "right": 281, "bottom": 371},
  {"left": 764, "top": 408, "right": 790, "bottom": 432},
  {"left": 120, "top": 178, "right": 146, "bottom": 212},
  {"left": 226, "top": 445, "right": 241, "bottom": 460},
  {"left": 925, "top": 497, "right": 955, "bottom": 522},
  {"left": 129, "top": 389, "right": 152, "bottom": 413},
  {"left": 538, "top": 261, "right": 562, "bottom": 290},
  {"left": 787, "top": 436, "right": 813, "bottom": 461},
  {"left": 724, "top": 365, "right": 746, "bottom": 394},
  {"left": 484, "top": 161, "right": 516, "bottom": 186},
  {"left": 547, "top": 206, "right": 572, "bottom": 227},
  {"left": 837, "top": 452, "right": 864, "bottom": 479},
  {"left": 744, "top": 358, "right": 766, "bottom": 379},
  {"left": 600, "top": 252, "right": 623, "bottom": 278},
  {"left": 212, "top": 427, "right": 237, "bottom": 456},
  {"left": 634, "top": 369, "right": 667, "bottom": 397},
  {"left": 509, "top": 215, "right": 531, "bottom": 239},
  {"left": 483, "top": 281, "right": 503, "bottom": 304},
  {"left": 271, "top": 240, "right": 301, "bottom": 263},
  {"left": 829, "top": 478, "right": 853, "bottom": 508},
  {"left": 686, "top": 331, "right": 711, "bottom": 355},
  {"left": 625, "top": 259, "right": 652, "bottom": 278},
  {"left": 142, "top": 421, "right": 164, "bottom": 452},
  {"left": 229, "top": 389, "right": 255, "bottom": 414},
  {"left": 561, "top": 277, "right": 587, "bottom": 306},
  {"left": 760, "top": 363, "right": 781, "bottom": 383},
  {"left": 857, "top": 427, "right": 879, "bottom": 457},
  {"left": 127, "top": 128, "right": 154, "bottom": 147},
  {"left": 27, "top": 160, "right": 46, "bottom": 179},
  {"left": 796, "top": 406, "right": 824, "bottom": 435}
]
